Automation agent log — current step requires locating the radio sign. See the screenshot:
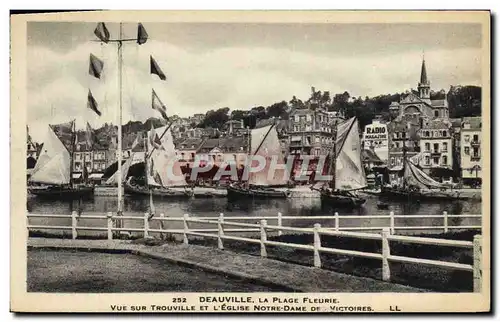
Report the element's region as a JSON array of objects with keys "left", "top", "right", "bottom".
[{"left": 364, "top": 126, "right": 387, "bottom": 140}]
